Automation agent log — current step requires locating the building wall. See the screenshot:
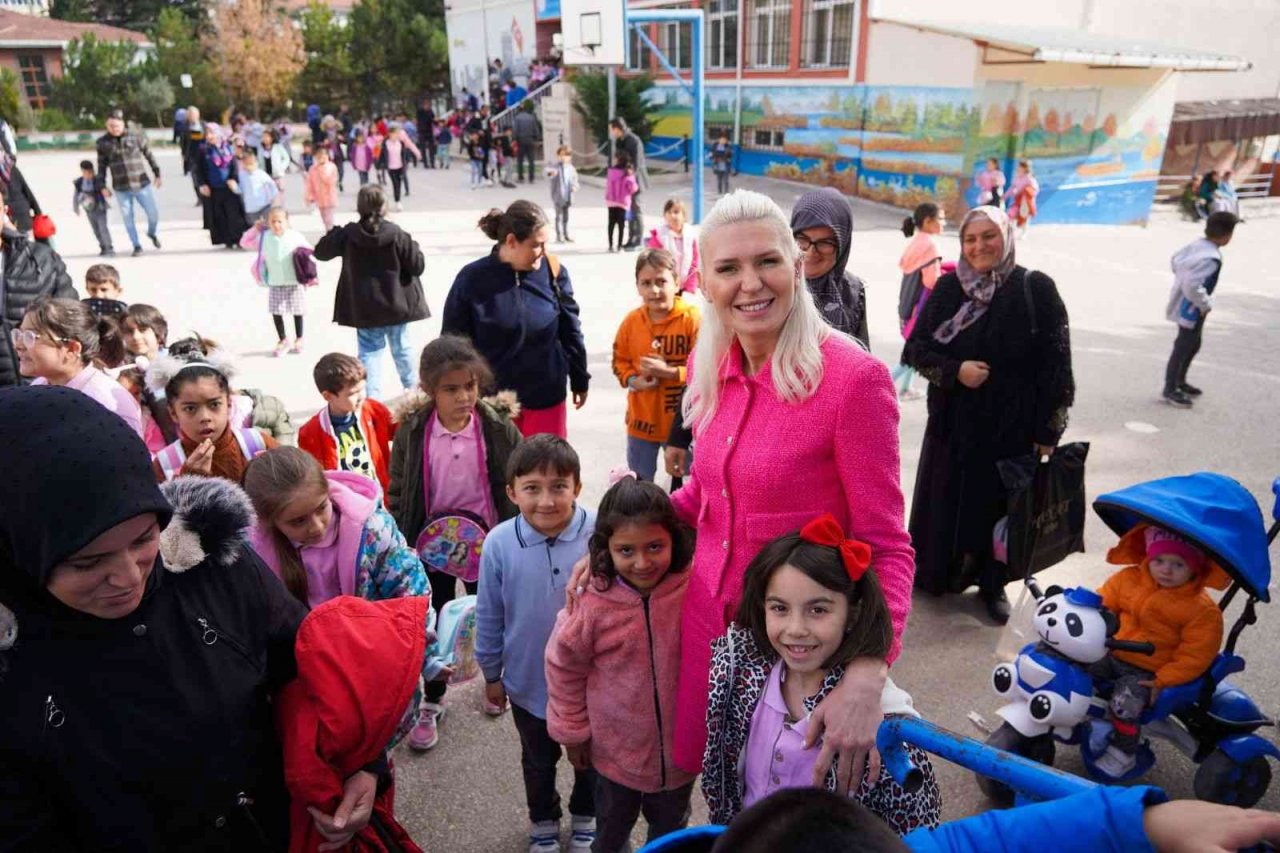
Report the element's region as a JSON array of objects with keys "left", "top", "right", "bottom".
[
  {"left": 445, "top": 0, "right": 538, "bottom": 101},
  {"left": 862, "top": 19, "right": 976, "bottom": 87}
]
